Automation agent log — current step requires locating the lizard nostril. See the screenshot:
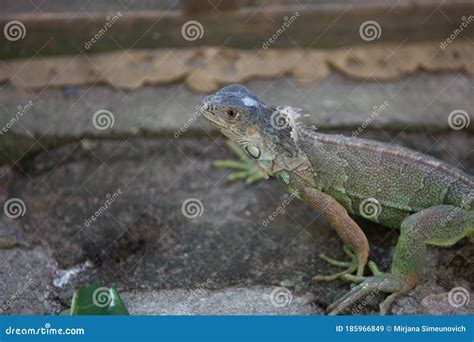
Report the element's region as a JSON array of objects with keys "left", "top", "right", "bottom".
[{"left": 200, "top": 101, "right": 211, "bottom": 113}]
